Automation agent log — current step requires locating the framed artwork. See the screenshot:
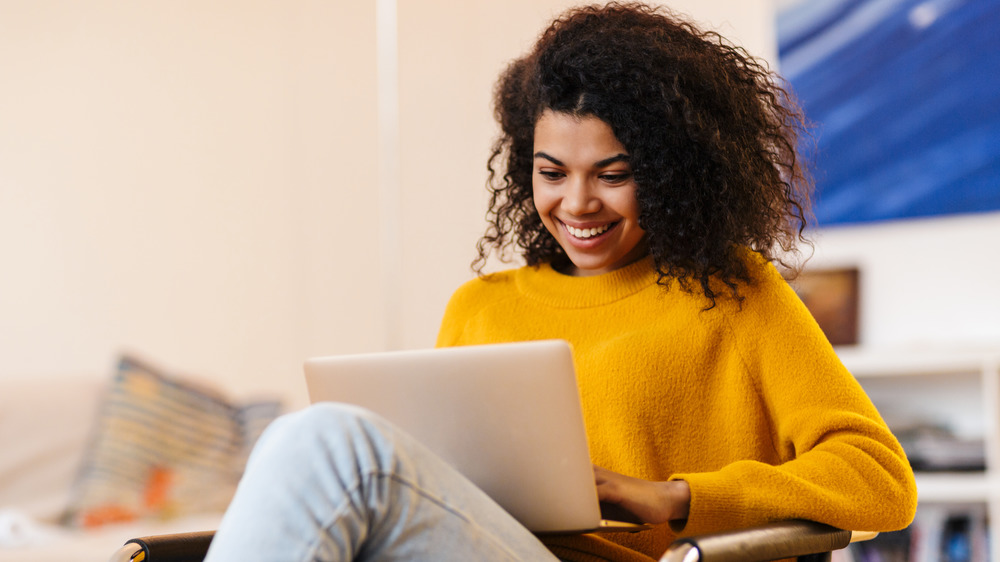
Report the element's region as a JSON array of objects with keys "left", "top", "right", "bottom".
[
  {"left": 777, "top": 0, "right": 1000, "bottom": 226},
  {"left": 790, "top": 267, "right": 860, "bottom": 346}
]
